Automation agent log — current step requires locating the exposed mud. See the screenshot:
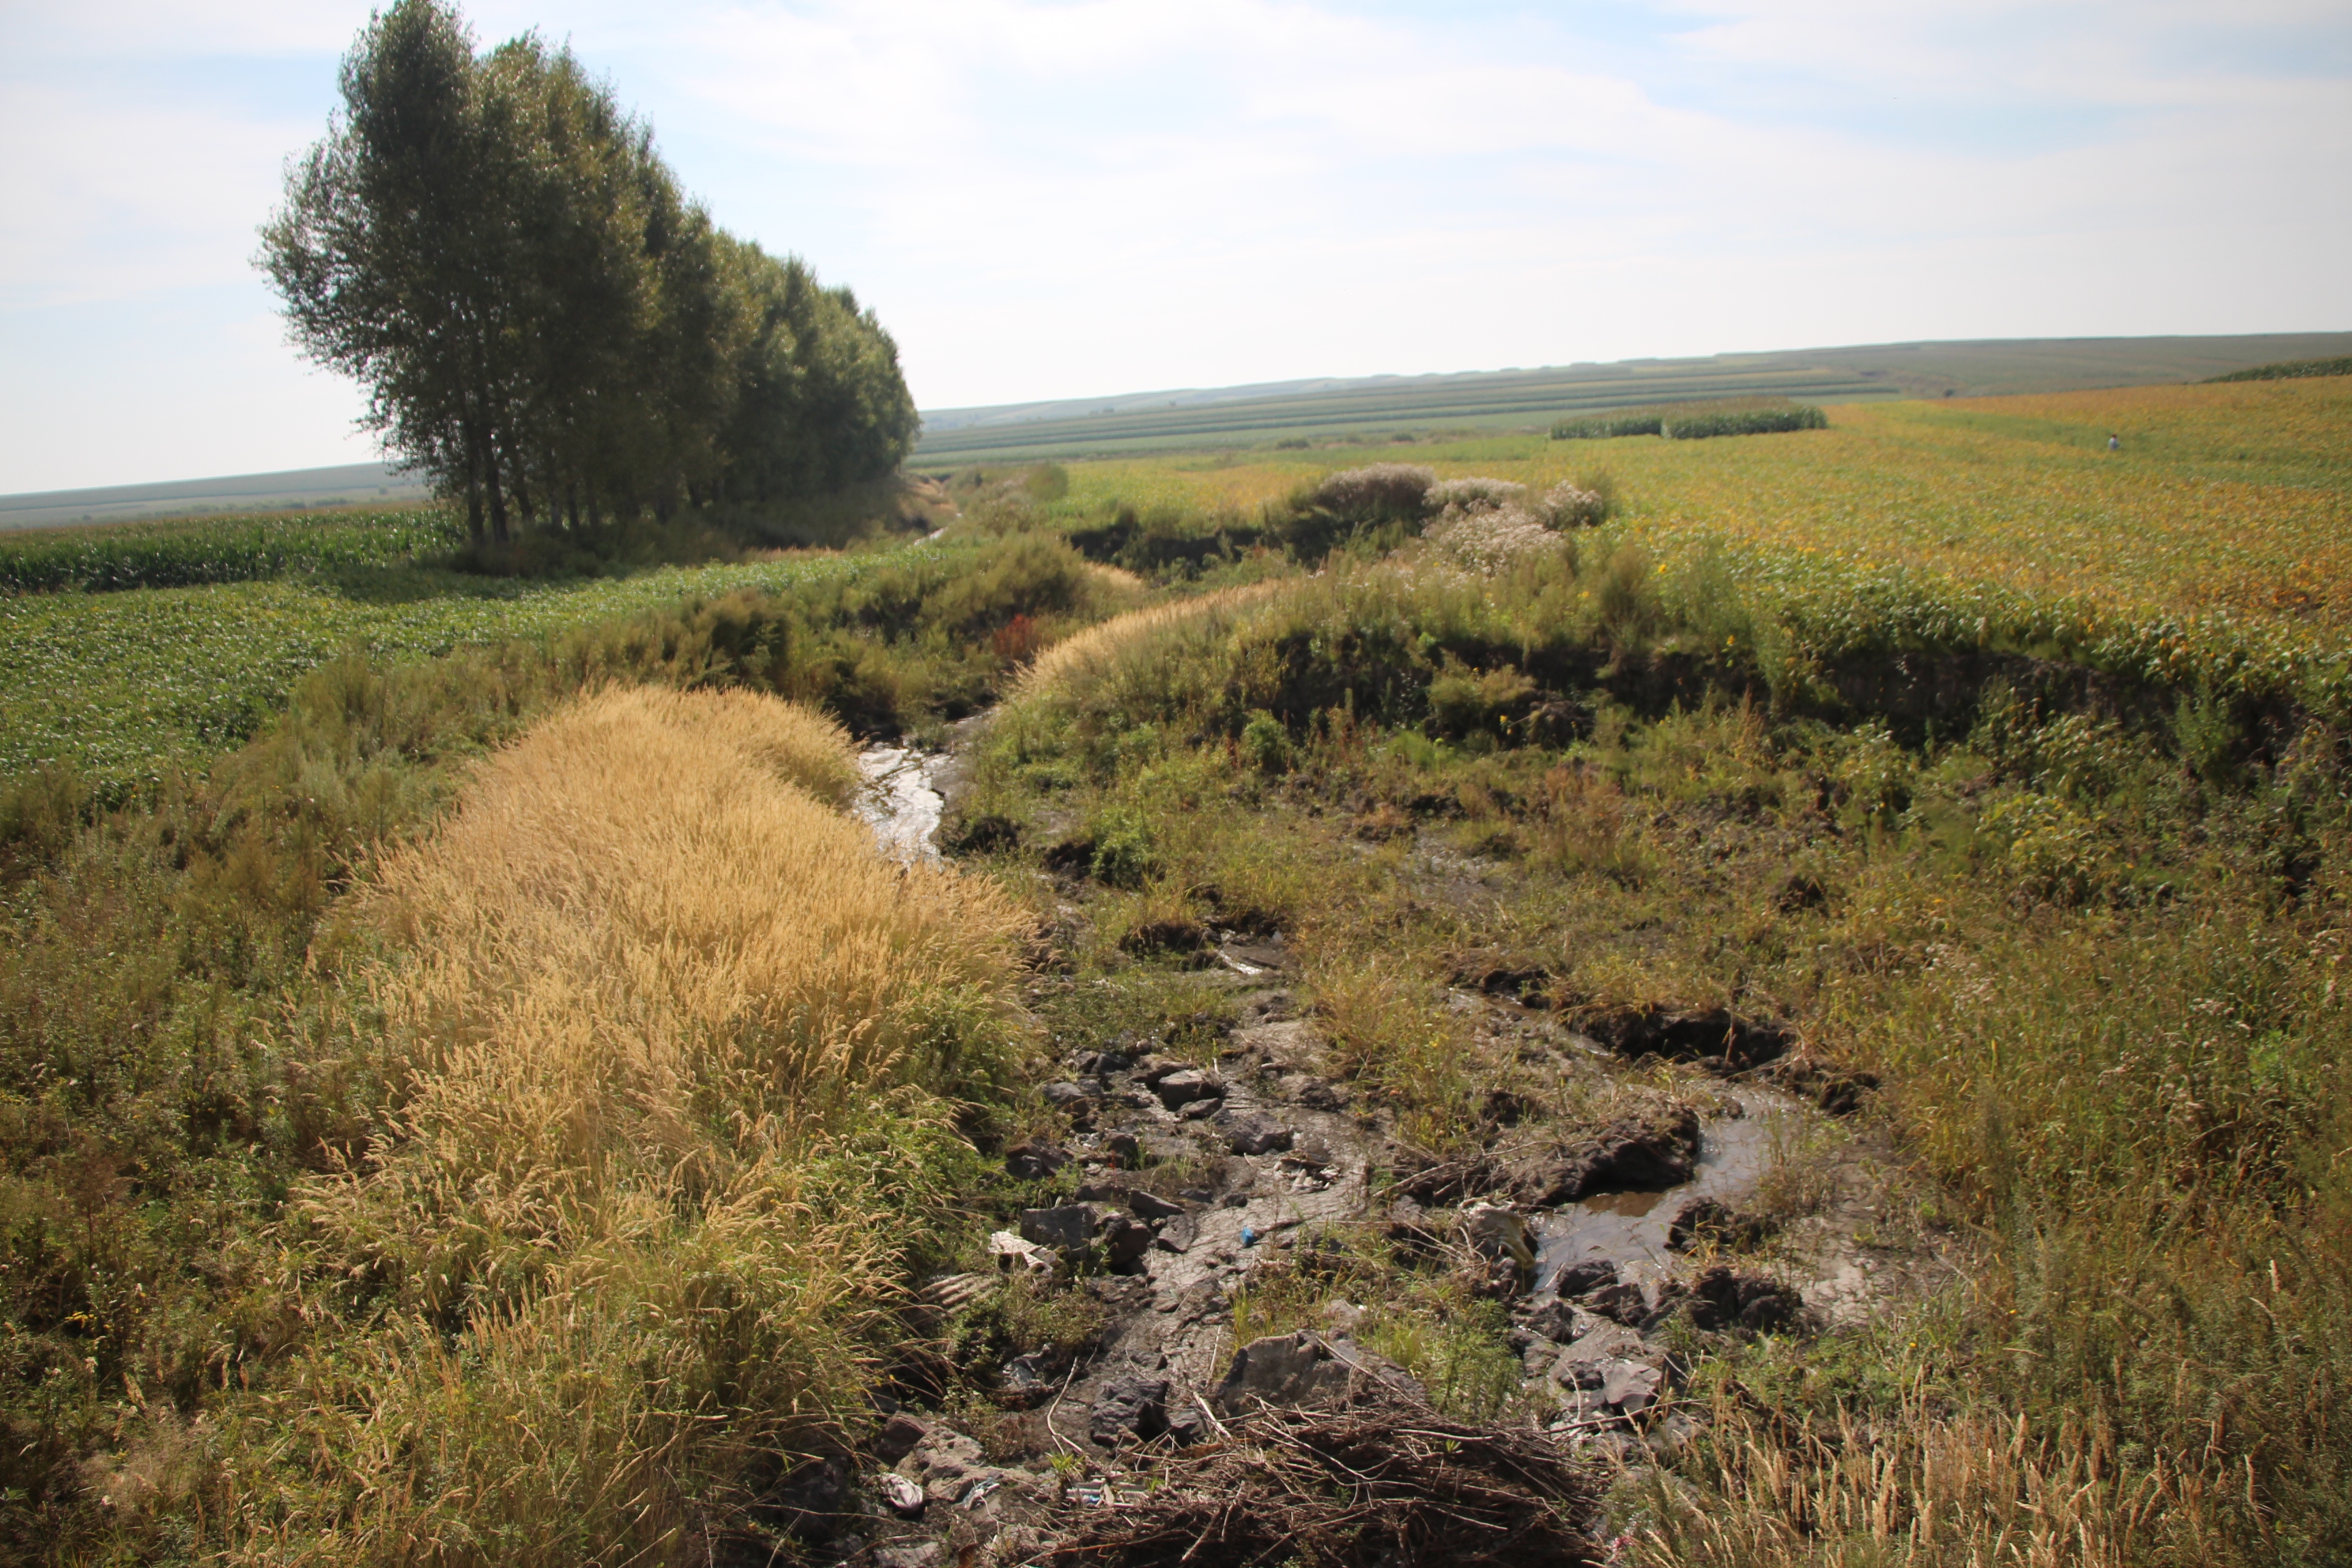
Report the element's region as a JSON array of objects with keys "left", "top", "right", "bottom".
[{"left": 811, "top": 717, "right": 1957, "bottom": 1566}]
